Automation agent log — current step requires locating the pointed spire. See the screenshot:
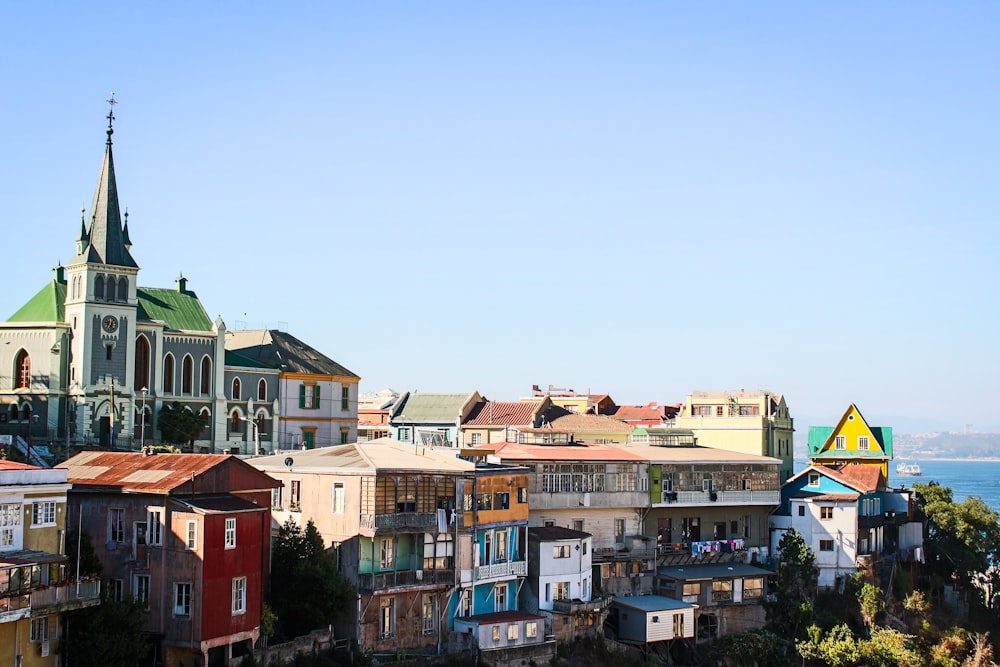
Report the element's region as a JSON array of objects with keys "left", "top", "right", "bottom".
[
  {"left": 122, "top": 208, "right": 132, "bottom": 250},
  {"left": 76, "top": 206, "right": 89, "bottom": 254},
  {"left": 68, "top": 95, "right": 138, "bottom": 269}
]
